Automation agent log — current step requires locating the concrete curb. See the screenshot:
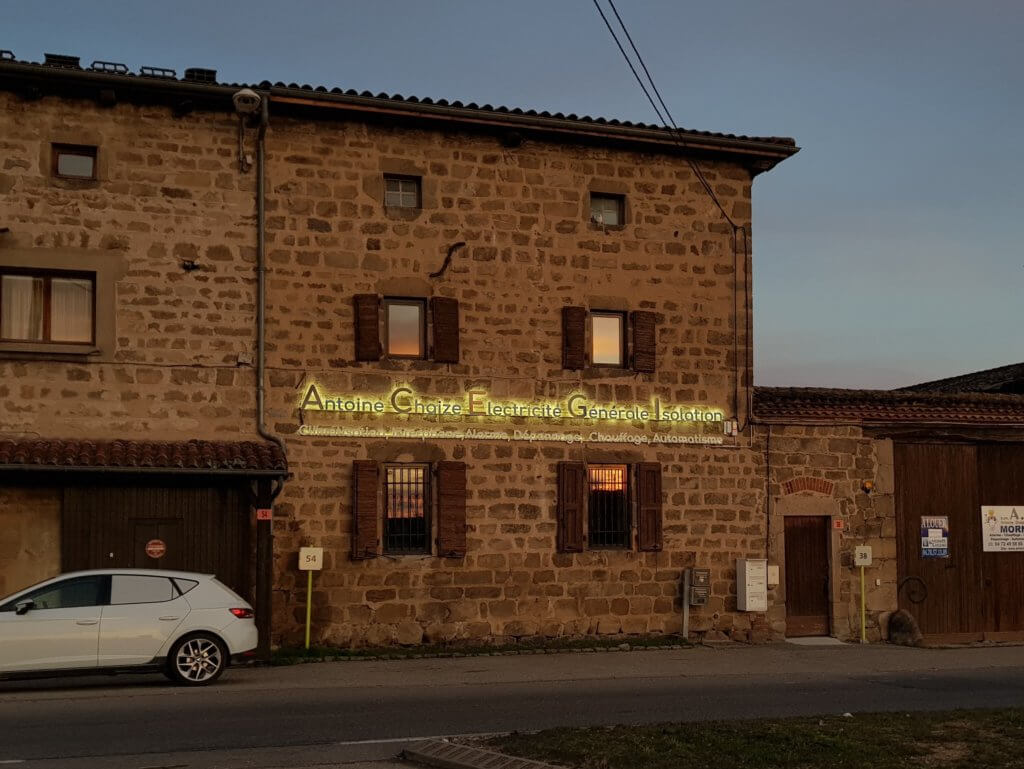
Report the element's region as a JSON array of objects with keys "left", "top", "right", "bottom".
[
  {"left": 403, "top": 739, "right": 561, "bottom": 769},
  {"left": 275, "top": 641, "right": 689, "bottom": 665}
]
